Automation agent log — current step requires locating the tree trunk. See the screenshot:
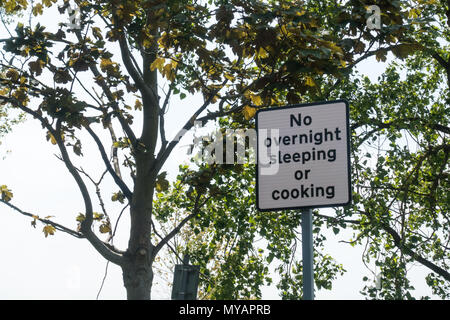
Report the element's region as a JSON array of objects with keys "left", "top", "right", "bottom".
[
  {"left": 122, "top": 153, "right": 156, "bottom": 300},
  {"left": 122, "top": 252, "right": 154, "bottom": 300}
]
